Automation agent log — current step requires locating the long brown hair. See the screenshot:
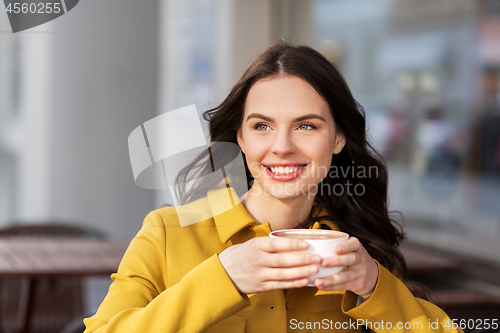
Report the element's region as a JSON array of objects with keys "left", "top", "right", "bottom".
[{"left": 202, "top": 40, "right": 430, "bottom": 300}]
